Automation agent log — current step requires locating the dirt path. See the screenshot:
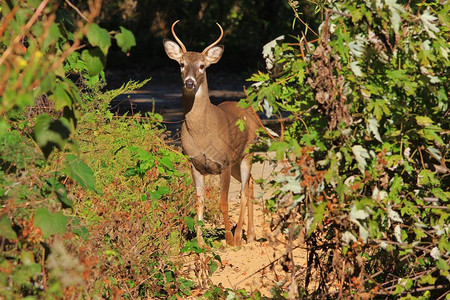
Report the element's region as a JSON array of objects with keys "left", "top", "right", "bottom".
[{"left": 206, "top": 158, "right": 308, "bottom": 296}]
